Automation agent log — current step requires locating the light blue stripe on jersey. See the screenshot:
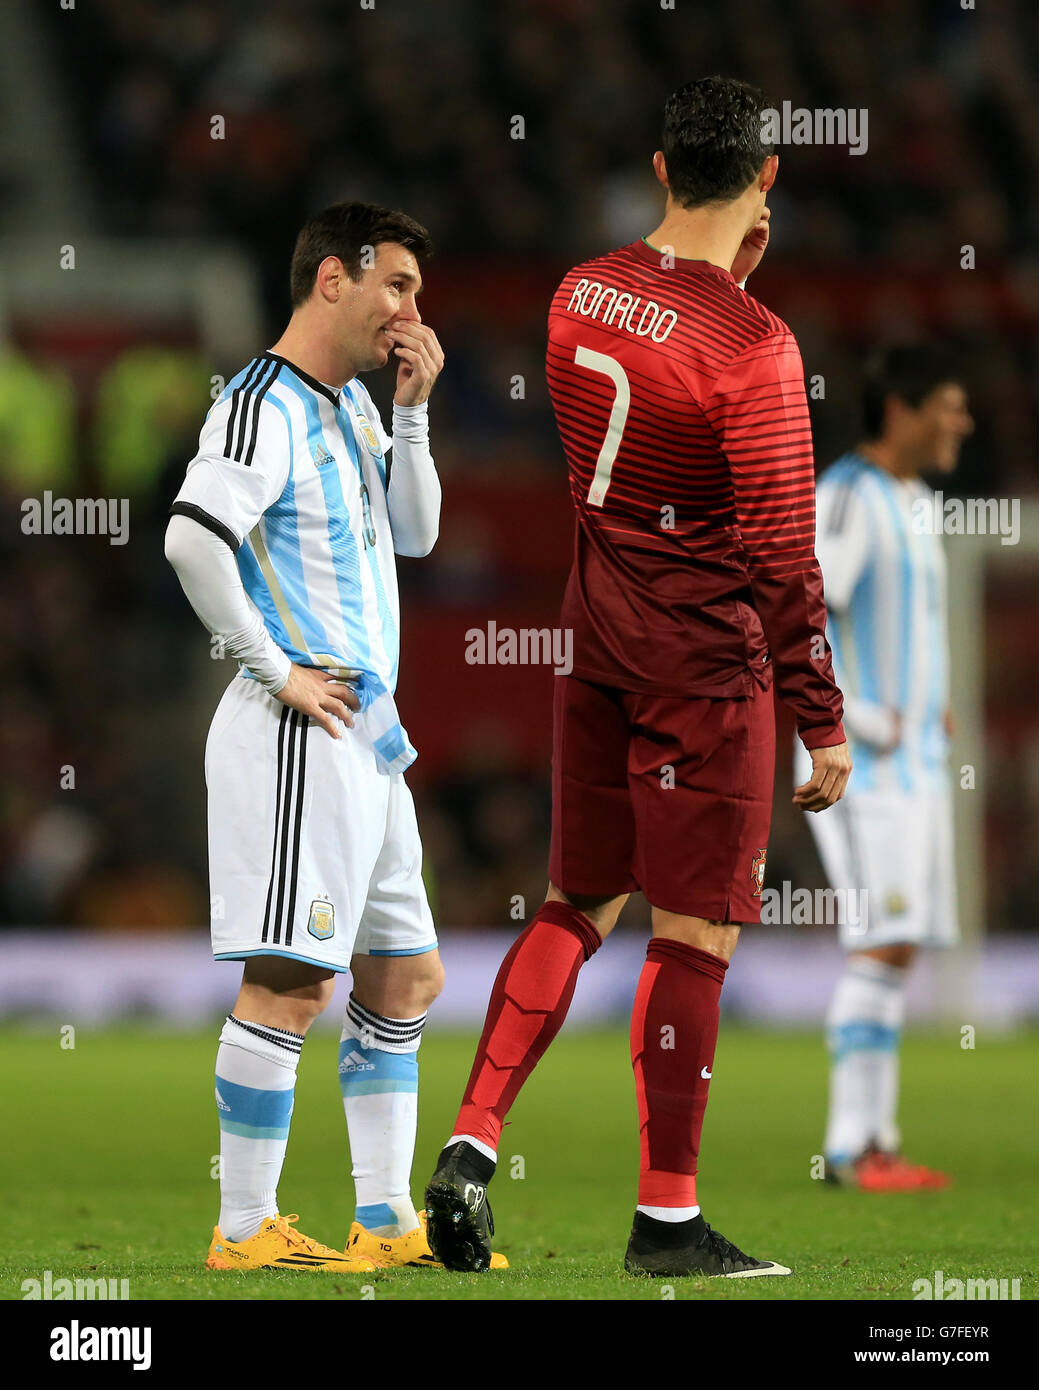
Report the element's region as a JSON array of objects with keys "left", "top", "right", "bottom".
[
  {"left": 873, "top": 475, "right": 914, "bottom": 793},
  {"left": 848, "top": 478, "right": 881, "bottom": 706},
  {"left": 921, "top": 559, "right": 947, "bottom": 779},
  {"left": 224, "top": 368, "right": 415, "bottom": 774},
  {"left": 218, "top": 366, "right": 325, "bottom": 664},
  {"left": 373, "top": 724, "right": 408, "bottom": 766},
  {"left": 238, "top": 381, "right": 334, "bottom": 661},
  {"left": 347, "top": 382, "right": 388, "bottom": 490},
  {"left": 256, "top": 380, "right": 334, "bottom": 655},
  {"left": 842, "top": 473, "right": 880, "bottom": 790},
  {"left": 338, "top": 383, "right": 400, "bottom": 690},
  {"left": 236, "top": 545, "right": 308, "bottom": 663},
  {"left": 820, "top": 453, "right": 948, "bottom": 794},
  {"left": 276, "top": 374, "right": 386, "bottom": 697},
  {"left": 827, "top": 616, "right": 866, "bottom": 774}
]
